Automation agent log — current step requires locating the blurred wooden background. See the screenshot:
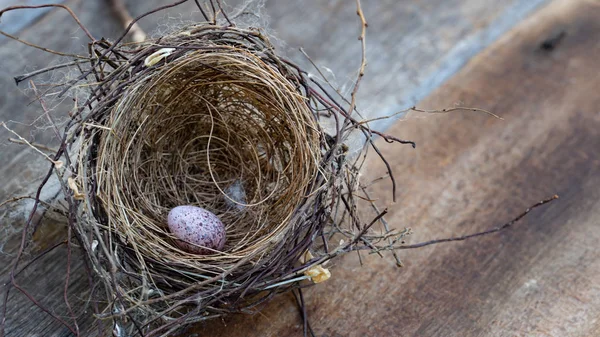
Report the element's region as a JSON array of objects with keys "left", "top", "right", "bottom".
[{"left": 2, "top": 0, "right": 600, "bottom": 336}]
